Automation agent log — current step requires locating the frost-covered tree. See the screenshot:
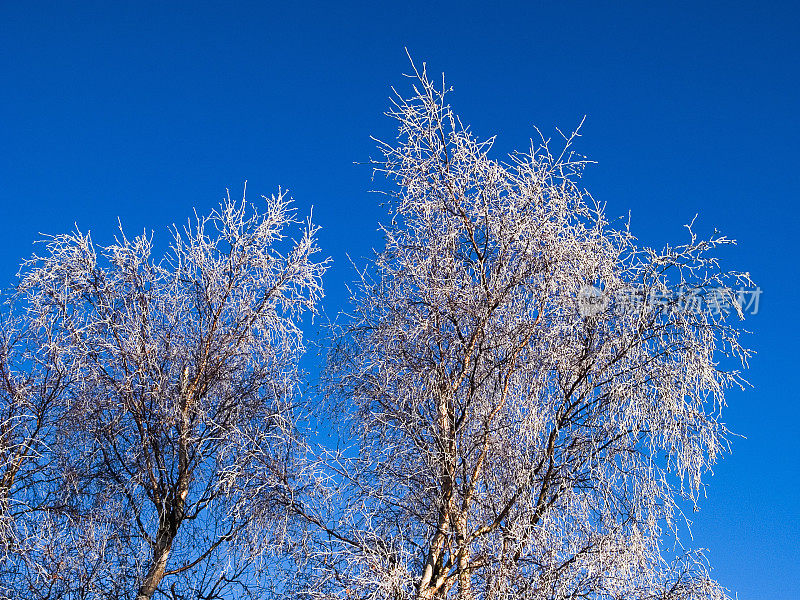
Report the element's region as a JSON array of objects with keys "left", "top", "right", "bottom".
[
  {"left": 0, "top": 301, "right": 76, "bottom": 599},
  {"left": 312, "top": 64, "right": 753, "bottom": 600},
  {"left": 2, "top": 190, "right": 327, "bottom": 600}
]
